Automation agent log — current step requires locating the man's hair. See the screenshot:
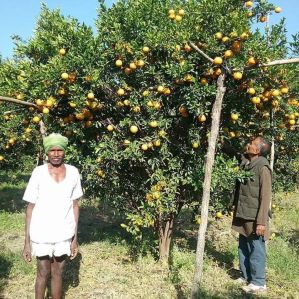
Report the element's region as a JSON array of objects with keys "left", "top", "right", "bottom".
[{"left": 256, "top": 136, "right": 271, "bottom": 157}]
